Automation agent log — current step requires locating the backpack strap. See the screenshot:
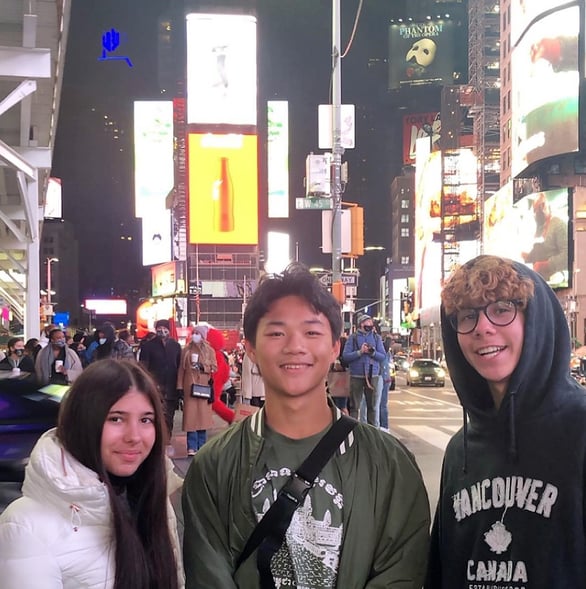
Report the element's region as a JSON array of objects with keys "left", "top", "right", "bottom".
[{"left": 235, "top": 415, "right": 357, "bottom": 587}]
